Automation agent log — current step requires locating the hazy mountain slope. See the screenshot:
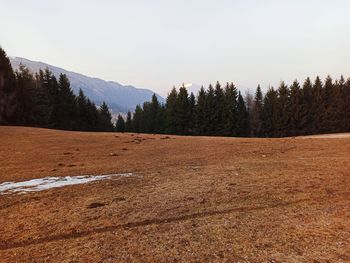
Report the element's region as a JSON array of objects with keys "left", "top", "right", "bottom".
[{"left": 10, "top": 57, "right": 164, "bottom": 113}]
